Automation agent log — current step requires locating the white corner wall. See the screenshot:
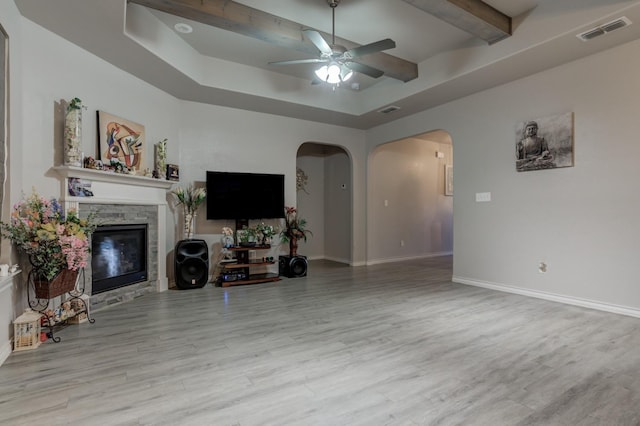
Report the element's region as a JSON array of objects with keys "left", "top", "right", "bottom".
[{"left": 367, "top": 38, "right": 640, "bottom": 316}]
